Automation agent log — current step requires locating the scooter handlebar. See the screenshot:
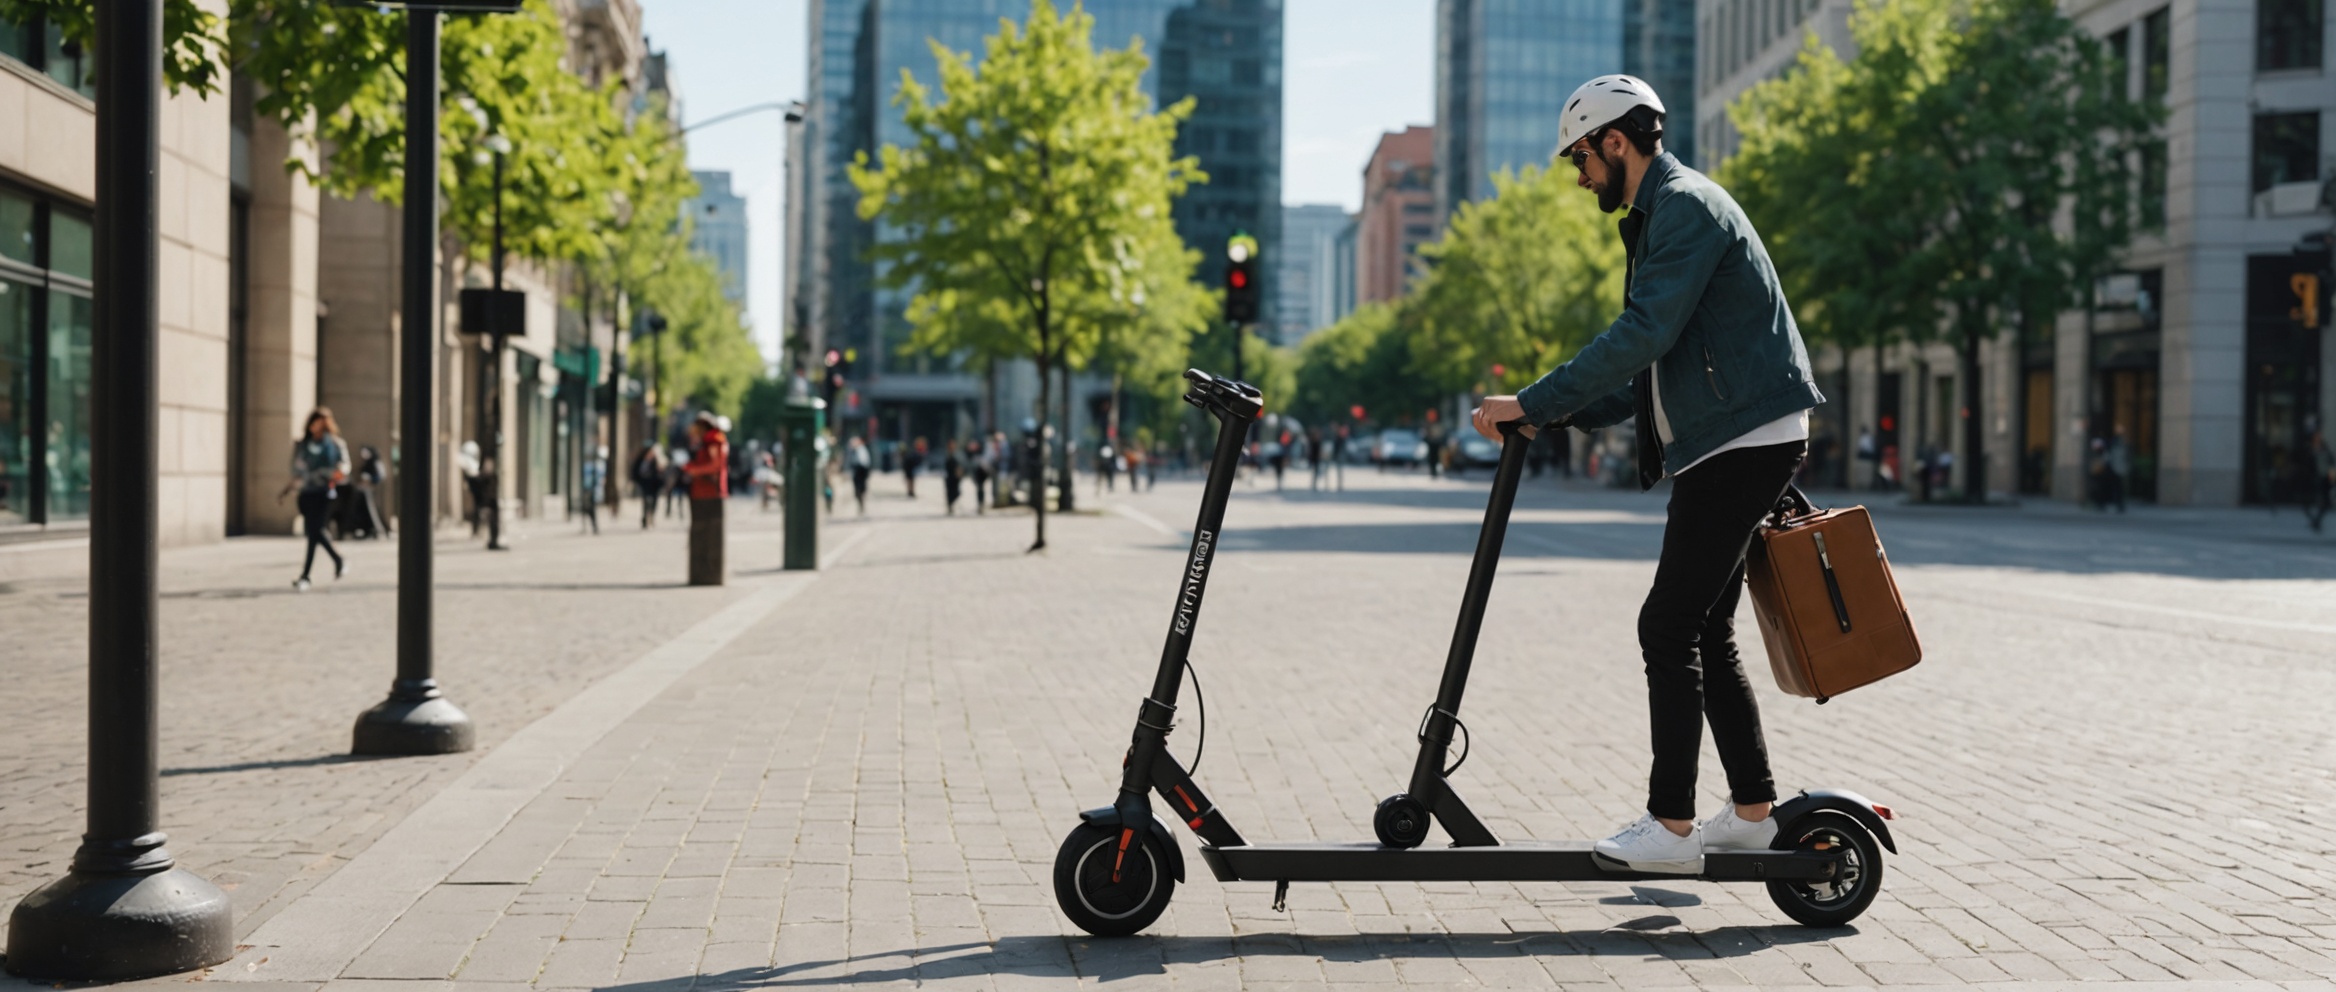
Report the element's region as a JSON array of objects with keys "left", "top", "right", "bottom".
[{"left": 1180, "top": 368, "right": 1264, "bottom": 419}]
